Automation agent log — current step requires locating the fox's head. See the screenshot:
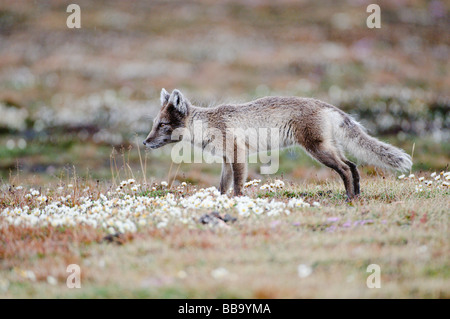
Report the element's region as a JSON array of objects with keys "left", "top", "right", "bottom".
[{"left": 143, "top": 89, "right": 190, "bottom": 149}]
